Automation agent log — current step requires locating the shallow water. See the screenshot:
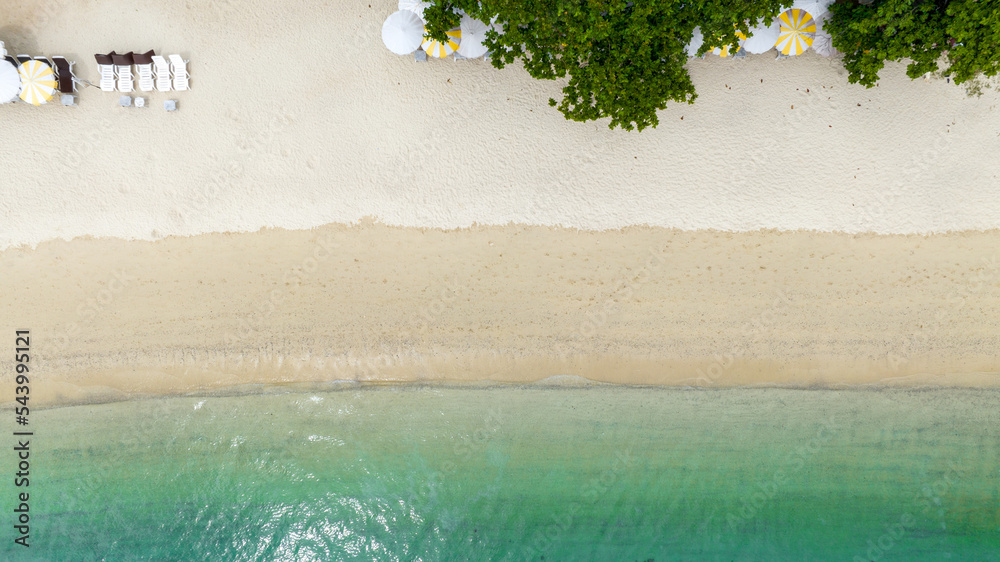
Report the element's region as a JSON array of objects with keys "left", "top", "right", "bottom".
[{"left": 6, "top": 387, "right": 999, "bottom": 560}]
